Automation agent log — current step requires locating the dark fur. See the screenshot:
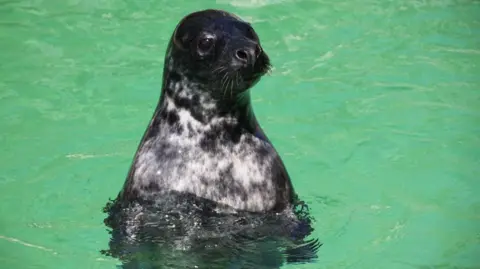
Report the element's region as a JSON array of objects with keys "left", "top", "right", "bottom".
[{"left": 102, "top": 9, "right": 321, "bottom": 268}]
